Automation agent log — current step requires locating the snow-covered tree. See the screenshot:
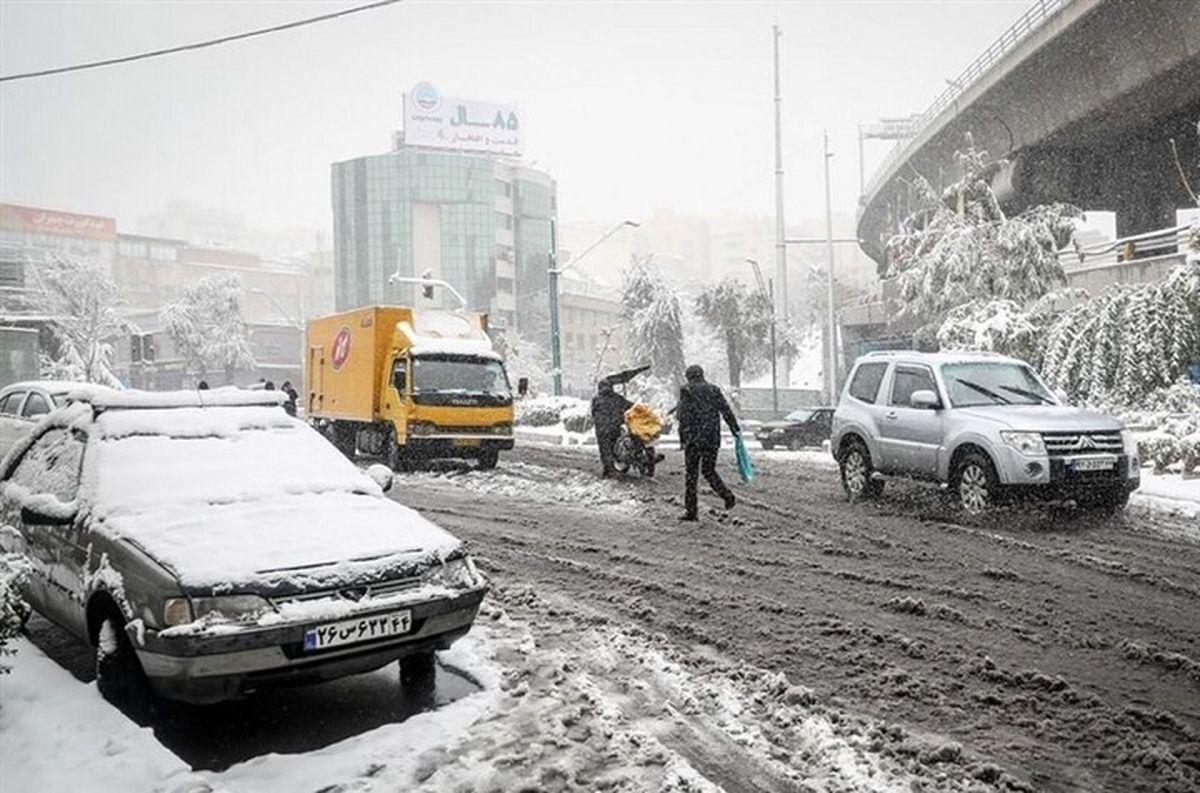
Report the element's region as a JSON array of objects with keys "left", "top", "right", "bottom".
[
  {"left": 619, "top": 256, "right": 685, "bottom": 384},
  {"left": 693, "top": 278, "right": 774, "bottom": 388},
  {"left": 26, "top": 255, "right": 126, "bottom": 386},
  {"left": 1, "top": 554, "right": 31, "bottom": 674},
  {"left": 886, "top": 136, "right": 1079, "bottom": 330},
  {"left": 161, "top": 274, "right": 255, "bottom": 385},
  {"left": 1040, "top": 262, "right": 1200, "bottom": 404},
  {"left": 935, "top": 299, "right": 1038, "bottom": 360},
  {"left": 493, "top": 329, "right": 552, "bottom": 396}
]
